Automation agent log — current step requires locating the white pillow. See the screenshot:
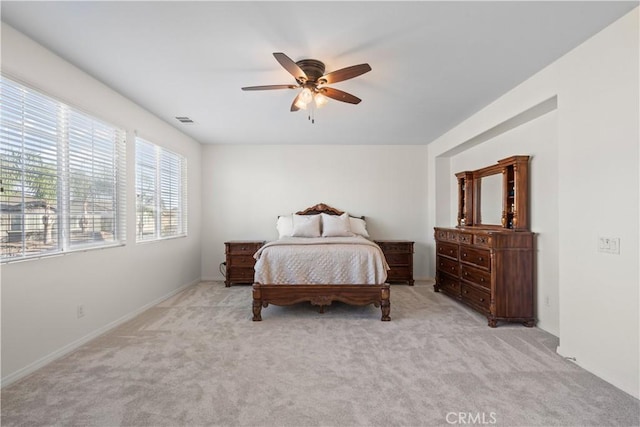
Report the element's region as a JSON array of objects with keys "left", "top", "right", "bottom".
[
  {"left": 349, "top": 216, "right": 369, "bottom": 238},
  {"left": 292, "top": 214, "right": 321, "bottom": 237},
  {"left": 276, "top": 215, "right": 294, "bottom": 239},
  {"left": 321, "top": 213, "right": 353, "bottom": 237}
]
